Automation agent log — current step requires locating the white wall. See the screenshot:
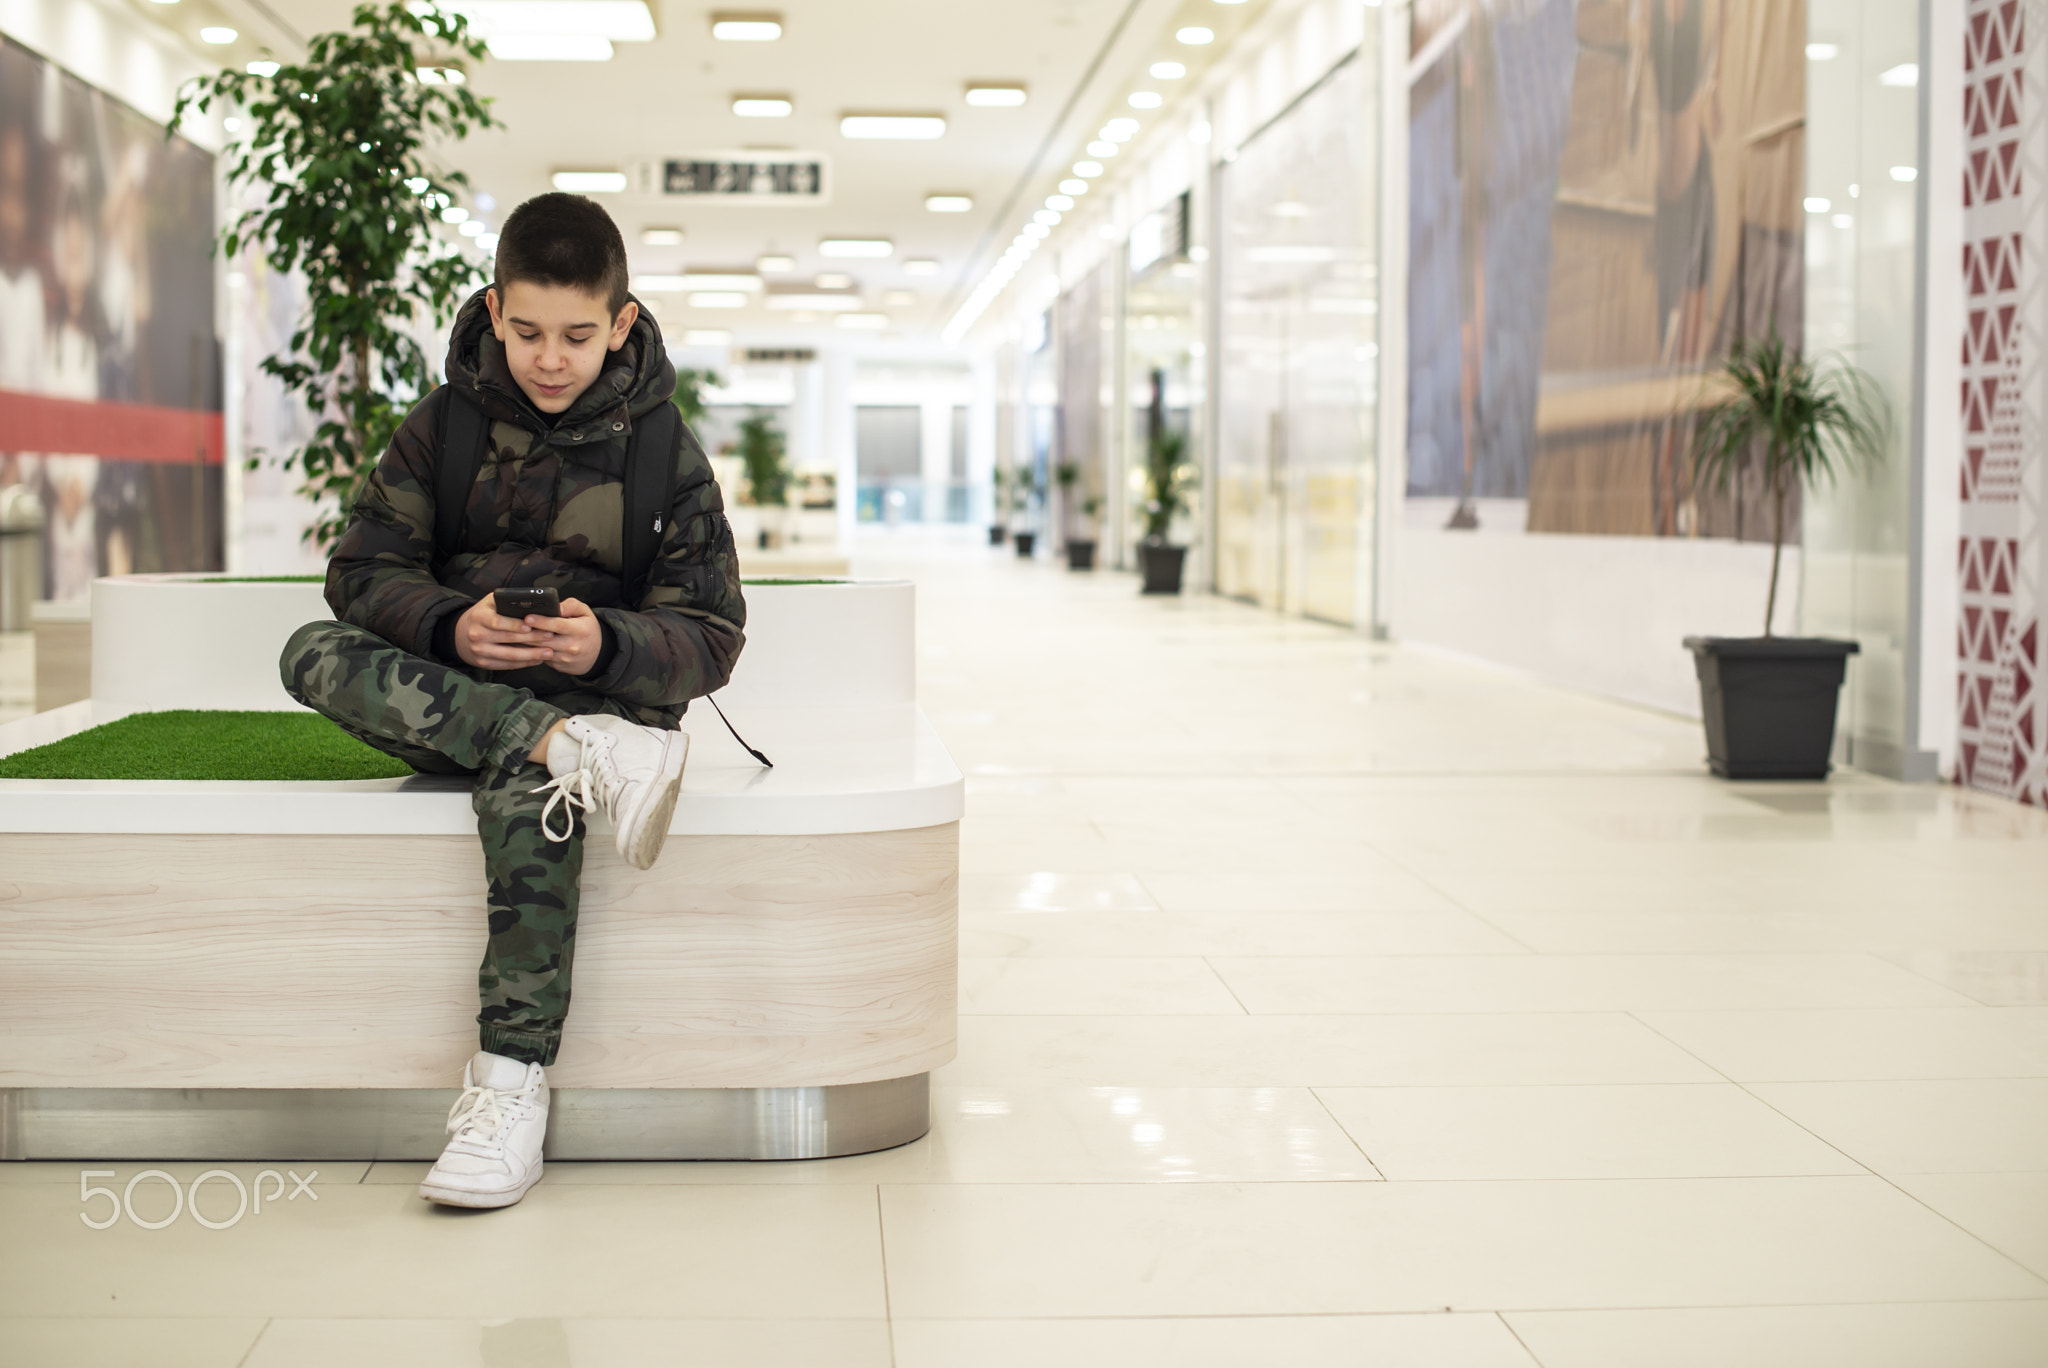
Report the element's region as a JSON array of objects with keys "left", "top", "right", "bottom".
[{"left": 1395, "top": 522, "right": 1802, "bottom": 718}]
